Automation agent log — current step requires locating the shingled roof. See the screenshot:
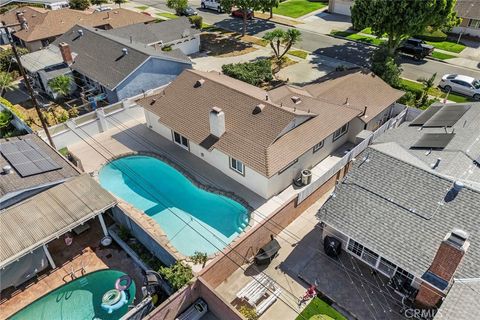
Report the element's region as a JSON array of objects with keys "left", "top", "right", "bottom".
[
  {"left": 455, "top": 0, "right": 480, "bottom": 19},
  {"left": 0, "top": 7, "right": 154, "bottom": 43},
  {"left": 138, "top": 69, "right": 363, "bottom": 177}
]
